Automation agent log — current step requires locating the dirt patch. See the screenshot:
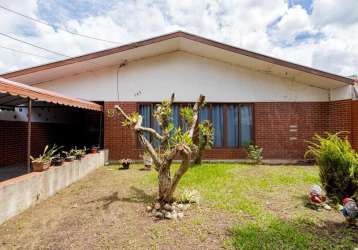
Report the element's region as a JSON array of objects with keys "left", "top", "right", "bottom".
[{"left": 0, "top": 165, "right": 236, "bottom": 250}]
